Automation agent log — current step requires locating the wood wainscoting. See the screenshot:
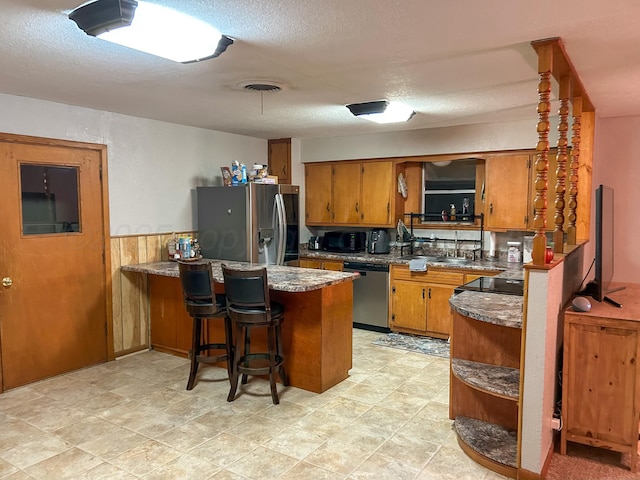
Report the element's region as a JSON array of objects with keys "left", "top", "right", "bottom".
[{"left": 110, "top": 232, "right": 193, "bottom": 356}]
